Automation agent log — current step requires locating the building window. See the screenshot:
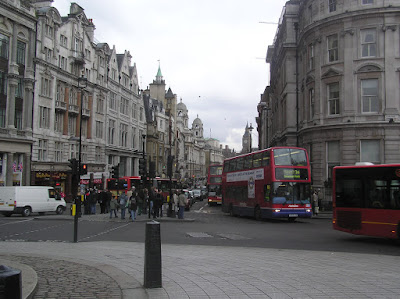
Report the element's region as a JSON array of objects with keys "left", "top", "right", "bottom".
[
  {"left": 0, "top": 106, "right": 5, "bottom": 128},
  {"left": 309, "top": 88, "right": 315, "bottom": 119},
  {"left": 41, "top": 77, "right": 52, "bottom": 97},
  {"left": 81, "top": 145, "right": 88, "bottom": 162},
  {"left": 111, "top": 69, "right": 117, "bottom": 81},
  {"left": 16, "top": 41, "right": 26, "bottom": 65},
  {"left": 327, "top": 141, "right": 340, "bottom": 179},
  {"left": 39, "top": 106, "right": 51, "bottom": 129},
  {"left": 0, "top": 71, "right": 7, "bottom": 95},
  {"left": 16, "top": 78, "right": 23, "bottom": 98},
  {"left": 44, "top": 47, "right": 52, "bottom": 62},
  {"left": 15, "top": 98, "right": 23, "bottom": 130},
  {"left": 58, "top": 55, "right": 67, "bottom": 71},
  {"left": 38, "top": 139, "right": 48, "bottom": 161},
  {"left": 60, "top": 35, "right": 68, "bottom": 47},
  {"left": 120, "top": 97, "right": 128, "bottom": 115},
  {"left": 81, "top": 119, "right": 88, "bottom": 138},
  {"left": 108, "top": 119, "right": 115, "bottom": 144},
  {"left": 140, "top": 107, "right": 143, "bottom": 121},
  {"left": 361, "top": 29, "right": 376, "bottom": 57},
  {"left": 45, "top": 24, "right": 53, "bottom": 38},
  {"left": 95, "top": 146, "right": 102, "bottom": 162},
  {"left": 0, "top": 33, "right": 9, "bottom": 59},
  {"left": 308, "top": 43, "right": 314, "bottom": 70},
  {"left": 120, "top": 123, "right": 128, "bottom": 147},
  {"left": 329, "top": 0, "right": 336, "bottom": 12},
  {"left": 95, "top": 121, "right": 103, "bottom": 138},
  {"left": 56, "top": 83, "right": 65, "bottom": 102},
  {"left": 55, "top": 141, "right": 63, "bottom": 162},
  {"left": 109, "top": 92, "right": 117, "bottom": 110},
  {"left": 361, "top": 79, "right": 378, "bottom": 113},
  {"left": 327, "top": 34, "right": 338, "bottom": 62},
  {"left": 68, "top": 116, "right": 77, "bottom": 136},
  {"left": 360, "top": 140, "right": 380, "bottom": 163},
  {"left": 69, "top": 88, "right": 77, "bottom": 105},
  {"left": 328, "top": 82, "right": 340, "bottom": 115},
  {"left": 70, "top": 143, "right": 77, "bottom": 159},
  {"left": 55, "top": 112, "right": 63, "bottom": 133},
  {"left": 96, "top": 96, "right": 104, "bottom": 113},
  {"left": 85, "top": 49, "right": 91, "bottom": 60},
  {"left": 362, "top": 0, "right": 373, "bottom": 4},
  {"left": 132, "top": 103, "right": 137, "bottom": 119}
]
